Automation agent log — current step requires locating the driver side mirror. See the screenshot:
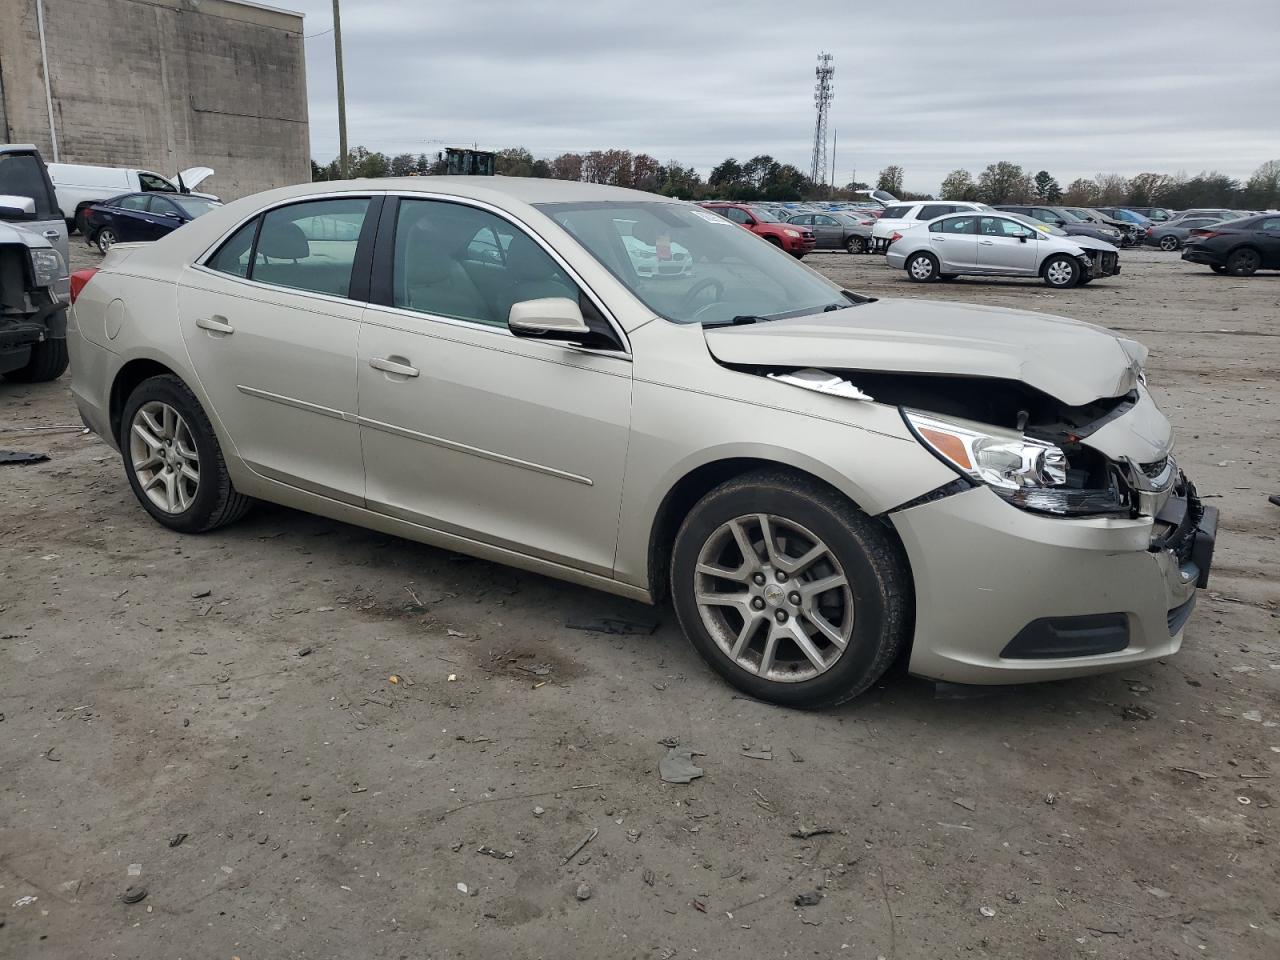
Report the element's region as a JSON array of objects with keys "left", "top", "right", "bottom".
[
  {"left": 508, "top": 297, "right": 590, "bottom": 339},
  {"left": 0, "top": 194, "right": 36, "bottom": 221}
]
